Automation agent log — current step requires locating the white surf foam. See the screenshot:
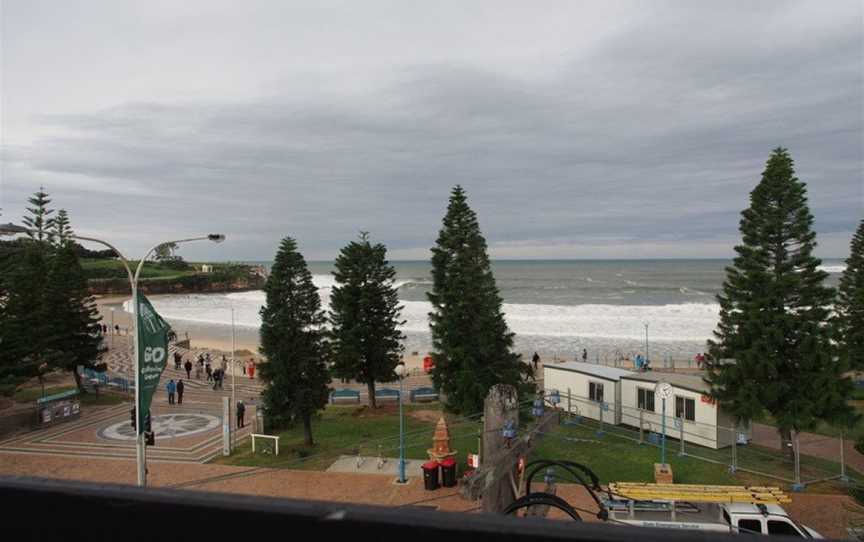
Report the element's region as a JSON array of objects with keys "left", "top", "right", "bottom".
[
  {"left": 133, "top": 289, "right": 720, "bottom": 343},
  {"left": 818, "top": 264, "right": 846, "bottom": 273}
]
